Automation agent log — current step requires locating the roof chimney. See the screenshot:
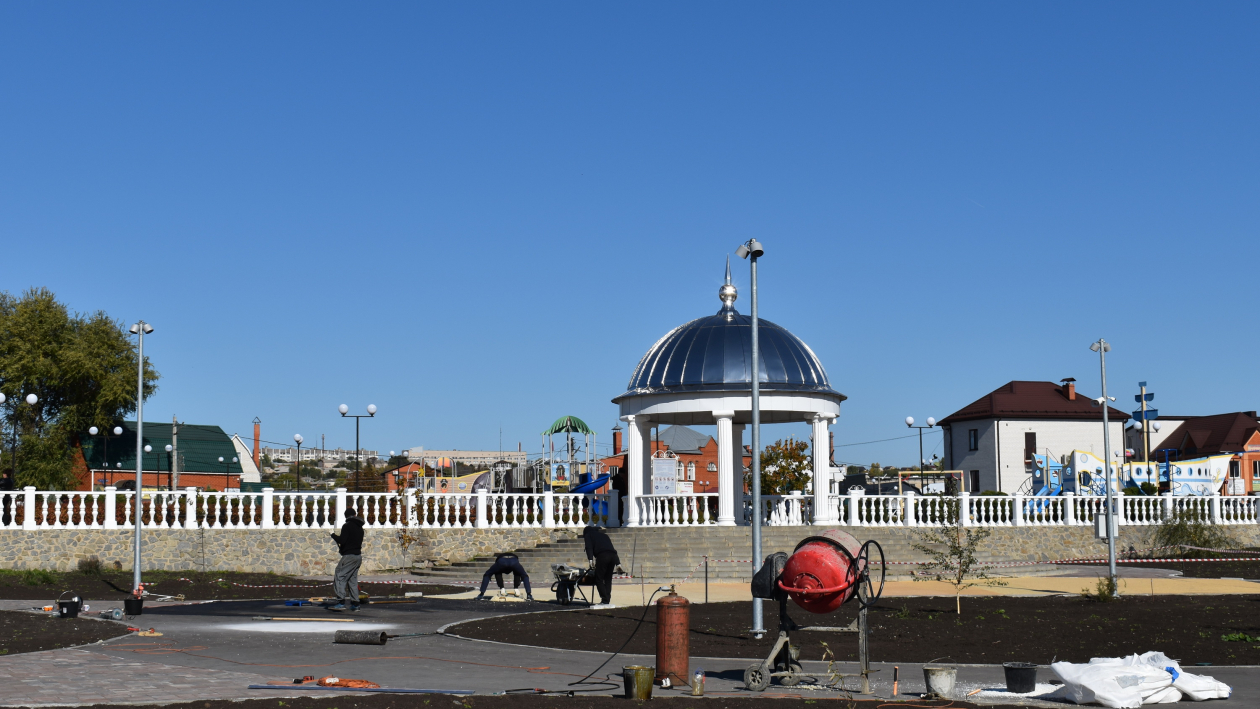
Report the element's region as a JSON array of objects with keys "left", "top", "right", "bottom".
[
  {"left": 612, "top": 424, "right": 623, "bottom": 455},
  {"left": 1061, "top": 377, "right": 1077, "bottom": 401}
]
